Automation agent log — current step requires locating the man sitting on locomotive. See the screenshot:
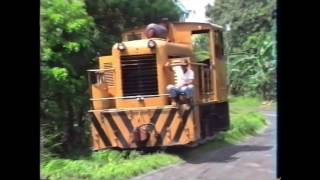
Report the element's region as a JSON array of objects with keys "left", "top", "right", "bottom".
[{"left": 165, "top": 59, "right": 194, "bottom": 105}]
